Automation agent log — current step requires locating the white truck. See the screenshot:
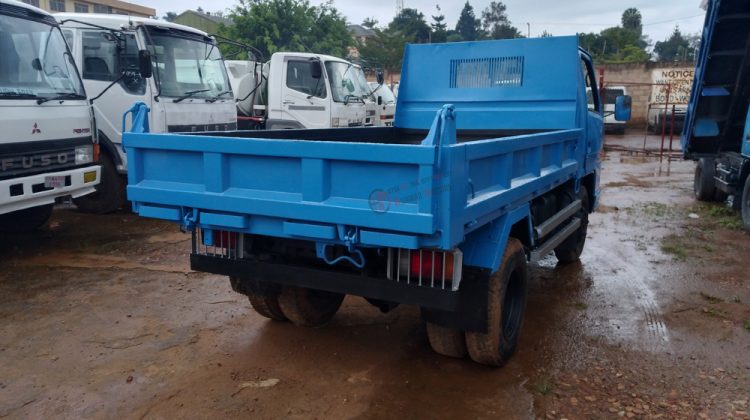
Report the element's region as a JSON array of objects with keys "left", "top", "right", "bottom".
[
  {"left": 0, "top": 0, "right": 100, "bottom": 231},
  {"left": 225, "top": 52, "right": 372, "bottom": 130},
  {"left": 603, "top": 86, "right": 628, "bottom": 134},
  {"left": 56, "top": 14, "right": 237, "bottom": 213},
  {"left": 368, "top": 81, "right": 396, "bottom": 126}
]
